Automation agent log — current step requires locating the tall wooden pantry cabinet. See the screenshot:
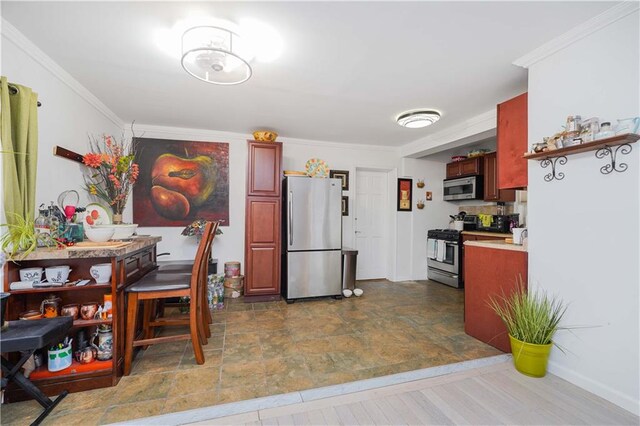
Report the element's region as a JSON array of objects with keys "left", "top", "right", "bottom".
[{"left": 244, "top": 140, "right": 283, "bottom": 300}]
